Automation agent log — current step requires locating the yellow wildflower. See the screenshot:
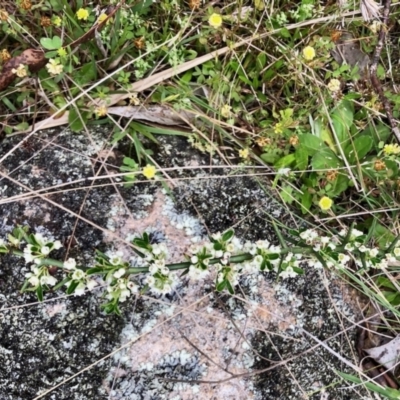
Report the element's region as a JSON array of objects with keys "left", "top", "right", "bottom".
[
  {"left": 76, "top": 8, "right": 89, "bottom": 20},
  {"left": 239, "top": 148, "right": 249, "bottom": 159},
  {"left": 142, "top": 164, "right": 157, "bottom": 179},
  {"left": 11, "top": 64, "right": 28, "bottom": 78},
  {"left": 327, "top": 78, "right": 341, "bottom": 92},
  {"left": 97, "top": 13, "right": 108, "bottom": 24},
  {"left": 0, "top": 49, "right": 11, "bottom": 62},
  {"left": 95, "top": 105, "right": 108, "bottom": 117},
  {"left": 0, "top": 9, "right": 9, "bottom": 21},
  {"left": 52, "top": 16, "right": 62, "bottom": 27},
  {"left": 220, "top": 104, "right": 231, "bottom": 118},
  {"left": 383, "top": 143, "right": 400, "bottom": 155},
  {"left": 302, "top": 46, "right": 316, "bottom": 61},
  {"left": 209, "top": 13, "right": 222, "bottom": 28},
  {"left": 57, "top": 47, "right": 67, "bottom": 57},
  {"left": 45, "top": 59, "right": 63, "bottom": 76},
  {"left": 274, "top": 122, "right": 284, "bottom": 134},
  {"left": 319, "top": 196, "right": 333, "bottom": 211}
]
